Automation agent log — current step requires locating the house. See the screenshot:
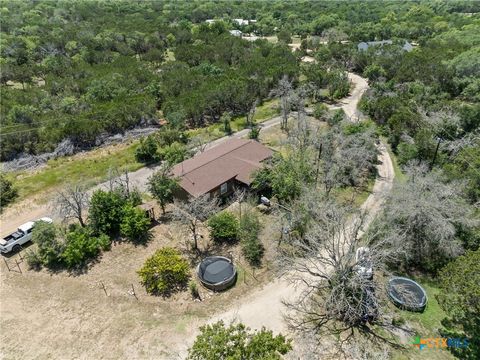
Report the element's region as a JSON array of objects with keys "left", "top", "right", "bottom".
[
  {"left": 171, "top": 139, "right": 273, "bottom": 199},
  {"left": 357, "top": 40, "right": 413, "bottom": 52},
  {"left": 229, "top": 29, "right": 242, "bottom": 37},
  {"left": 233, "top": 18, "right": 249, "bottom": 26}
]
